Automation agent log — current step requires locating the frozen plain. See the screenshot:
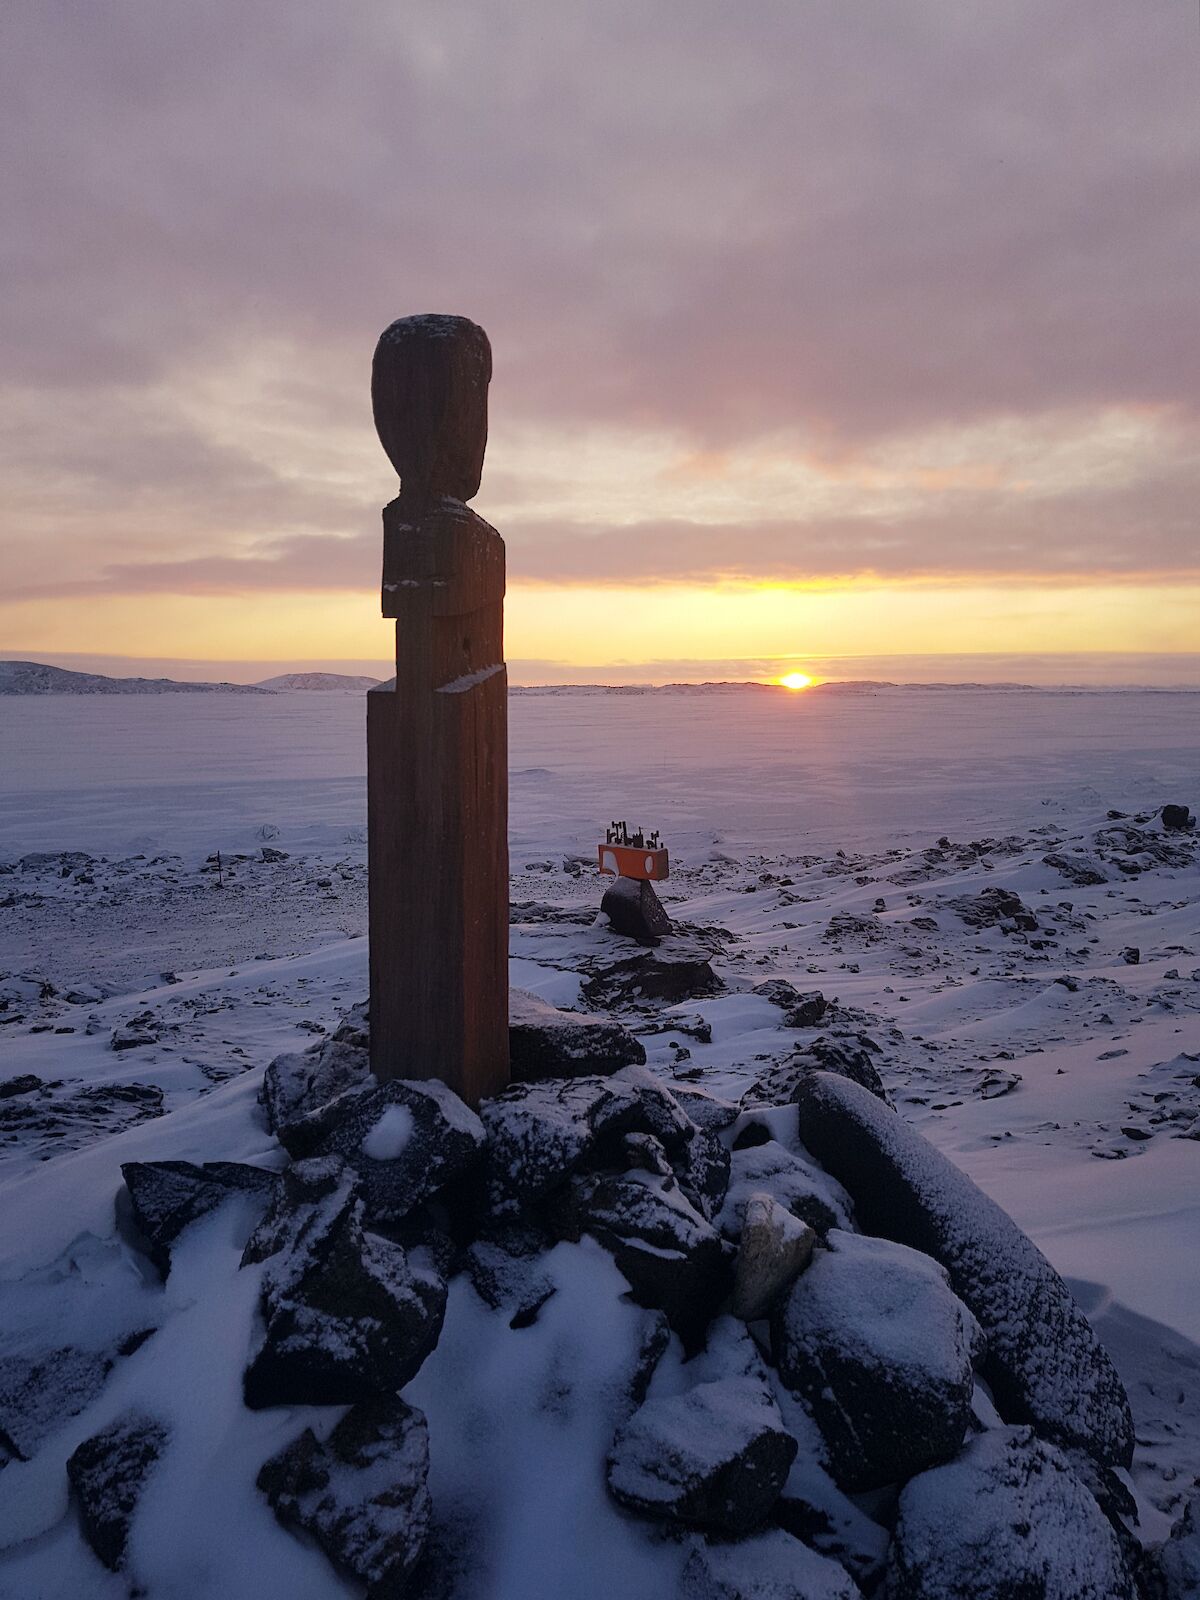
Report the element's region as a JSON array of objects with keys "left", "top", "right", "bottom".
[{"left": 0, "top": 683, "right": 1197, "bottom": 1596}]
